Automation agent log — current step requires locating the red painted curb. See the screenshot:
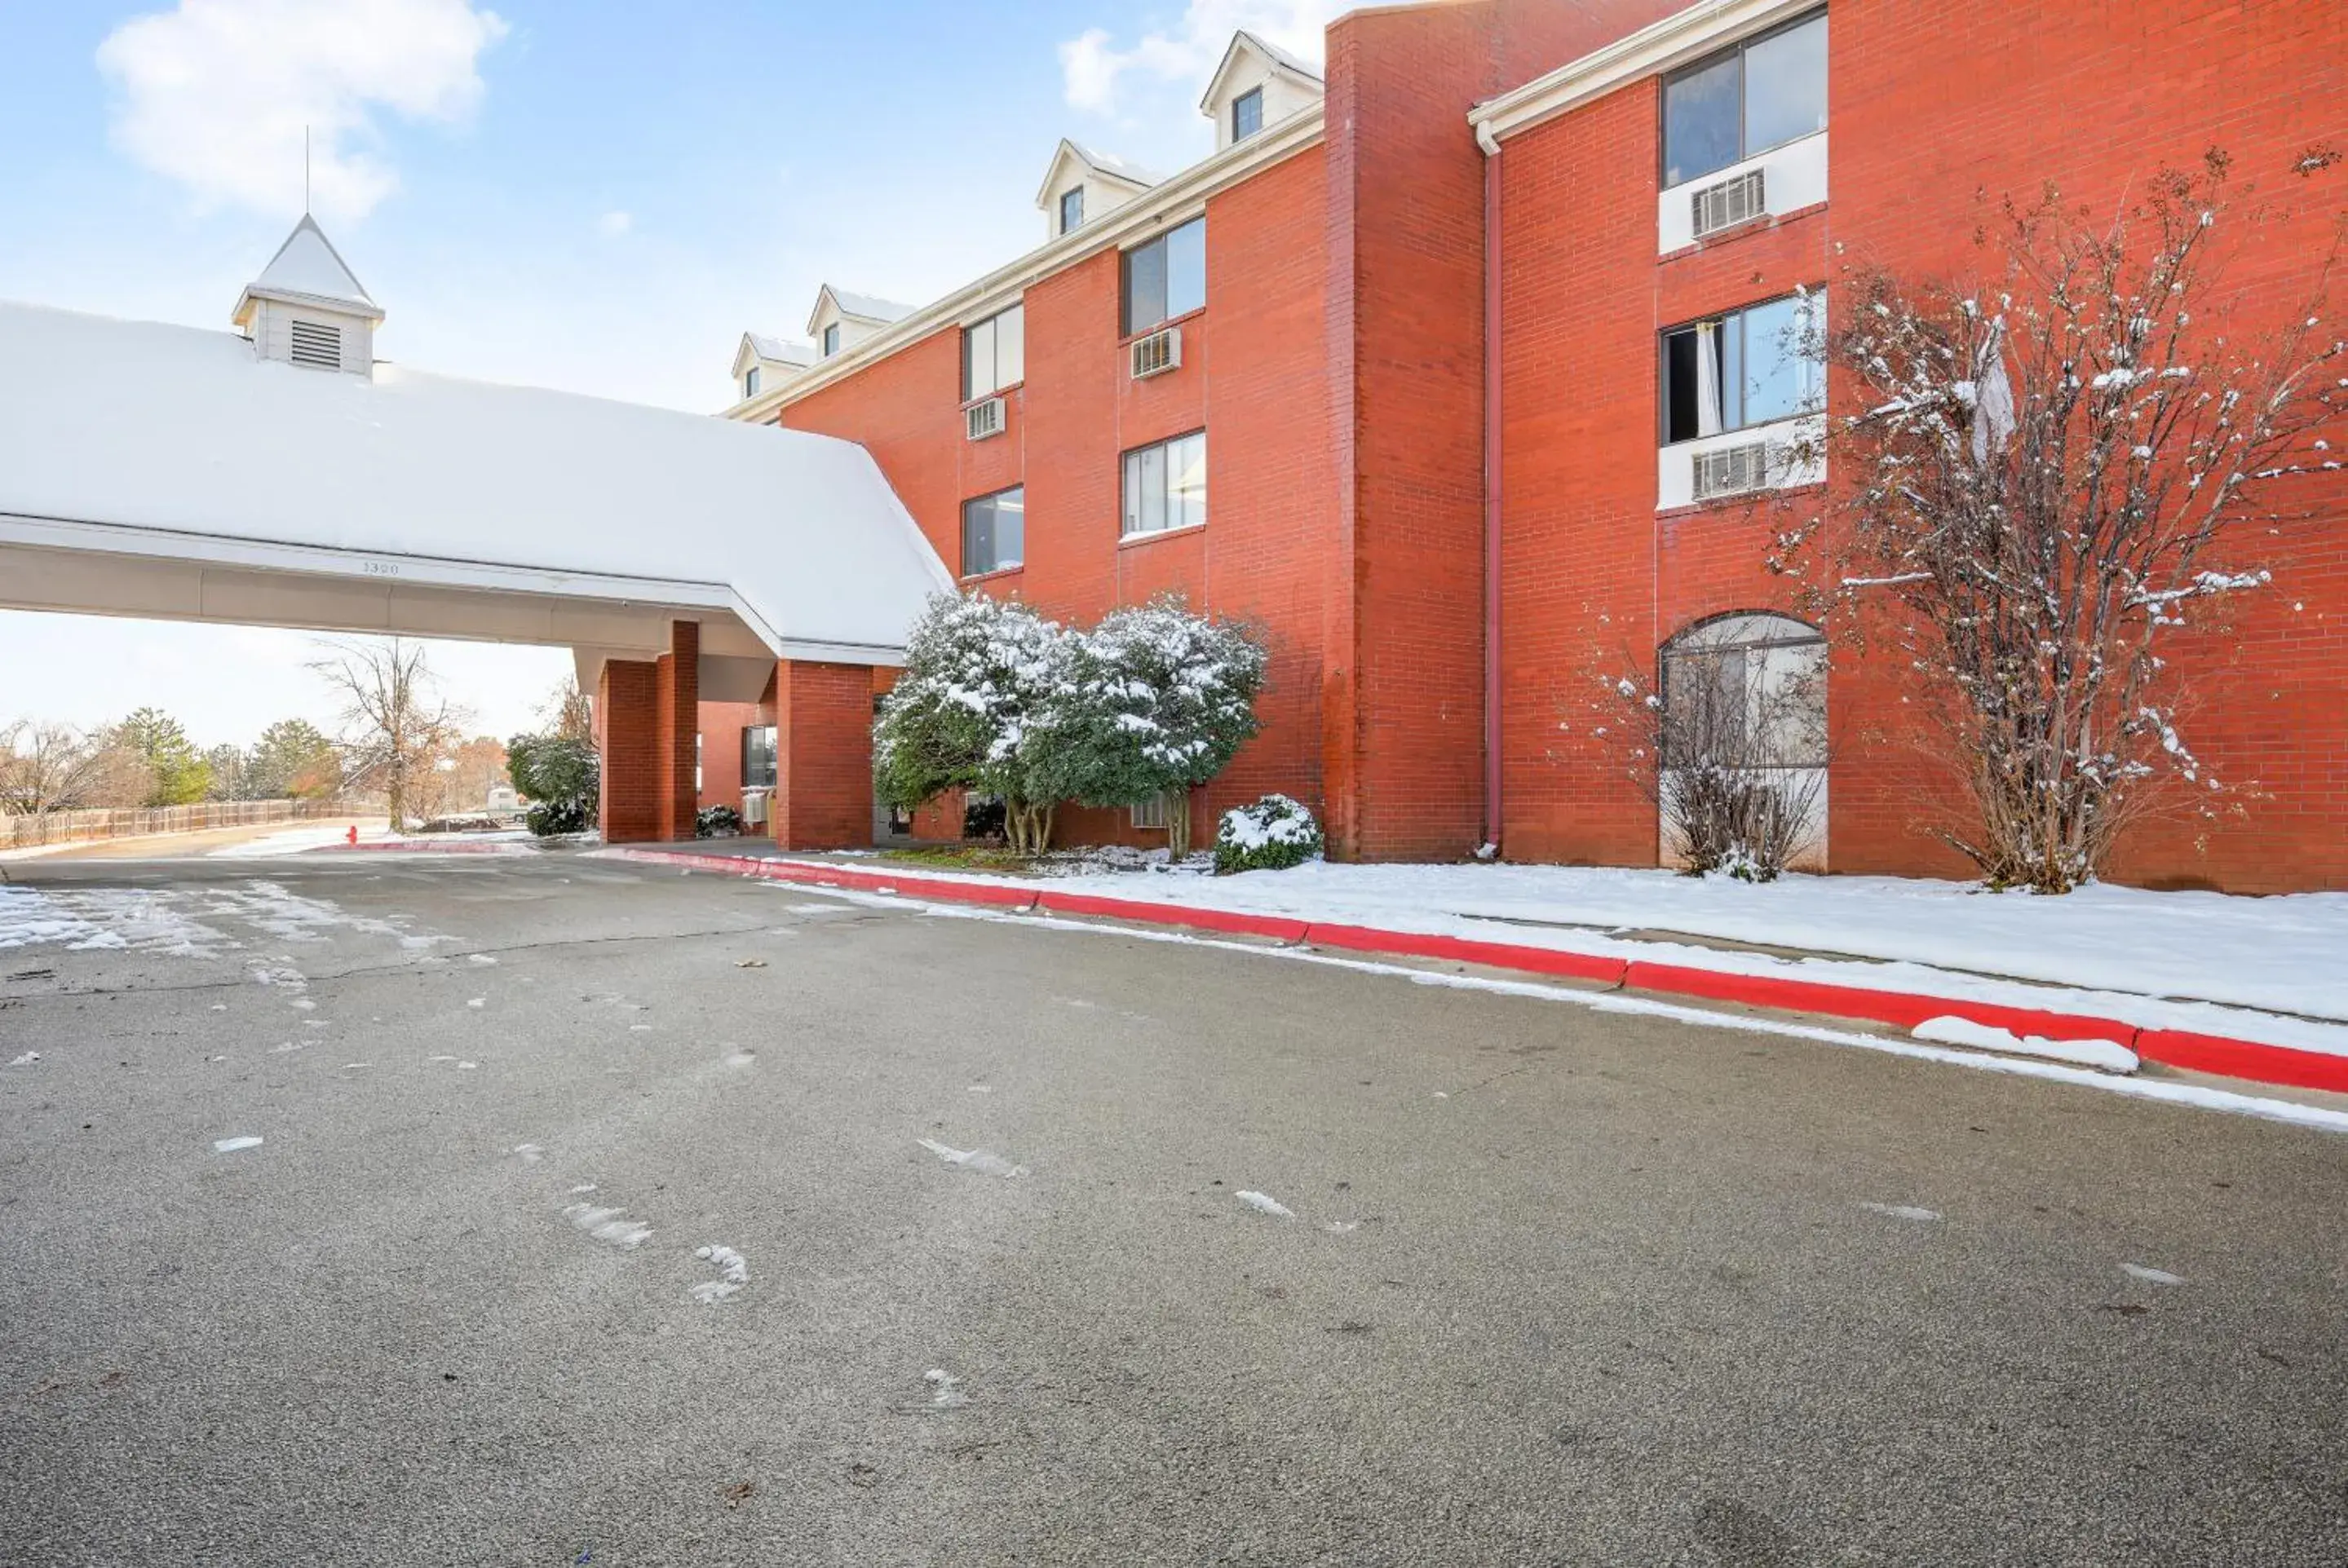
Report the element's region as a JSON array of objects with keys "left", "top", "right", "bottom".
[
  {"left": 599, "top": 848, "right": 2348, "bottom": 1098},
  {"left": 1038, "top": 890, "right": 1312, "bottom": 942},
  {"left": 1620, "top": 961, "right": 2131, "bottom": 1044},
  {"left": 1305, "top": 922, "right": 1629, "bottom": 986},
  {"left": 2134, "top": 1028, "right": 2348, "bottom": 1094}
]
